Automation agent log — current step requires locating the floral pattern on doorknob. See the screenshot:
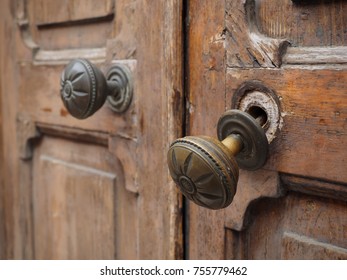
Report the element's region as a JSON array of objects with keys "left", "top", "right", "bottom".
[
  {"left": 60, "top": 59, "right": 105, "bottom": 119},
  {"left": 167, "top": 136, "right": 238, "bottom": 209}
]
